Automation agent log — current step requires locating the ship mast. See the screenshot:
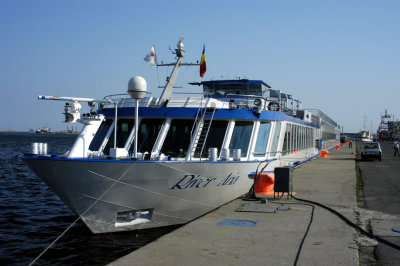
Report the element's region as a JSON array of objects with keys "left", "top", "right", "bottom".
[{"left": 156, "top": 35, "right": 199, "bottom": 106}]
